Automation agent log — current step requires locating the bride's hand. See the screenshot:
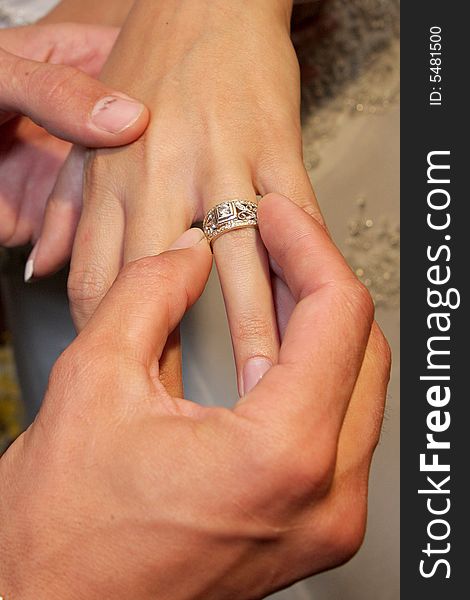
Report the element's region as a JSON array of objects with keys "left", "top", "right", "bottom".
[
  {"left": 35, "top": 0, "right": 324, "bottom": 395},
  {"left": 0, "top": 23, "right": 148, "bottom": 250}
]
